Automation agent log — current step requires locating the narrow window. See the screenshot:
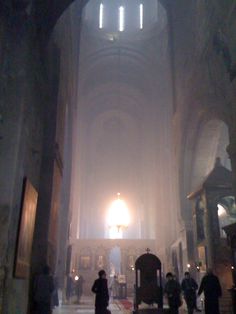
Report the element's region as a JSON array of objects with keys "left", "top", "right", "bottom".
[
  {"left": 119, "top": 6, "right": 125, "bottom": 32},
  {"left": 99, "top": 3, "right": 104, "bottom": 29},
  {"left": 139, "top": 4, "right": 143, "bottom": 29}
]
